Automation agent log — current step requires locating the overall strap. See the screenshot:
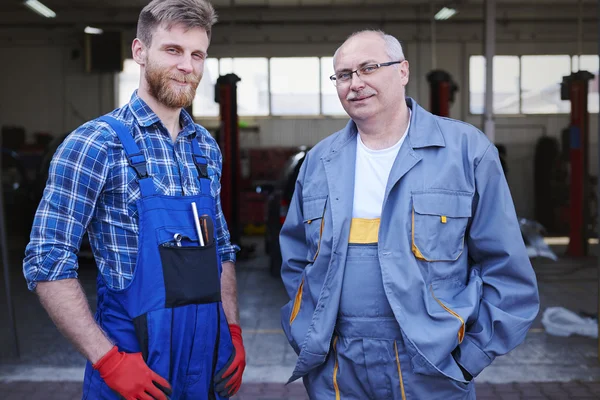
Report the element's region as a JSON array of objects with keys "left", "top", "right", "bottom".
[
  {"left": 98, "top": 115, "right": 156, "bottom": 197},
  {"left": 191, "top": 137, "right": 211, "bottom": 195}
]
